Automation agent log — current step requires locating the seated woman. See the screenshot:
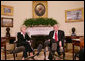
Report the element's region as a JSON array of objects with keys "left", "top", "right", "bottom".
[{"left": 16, "top": 25, "right": 33, "bottom": 60}]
